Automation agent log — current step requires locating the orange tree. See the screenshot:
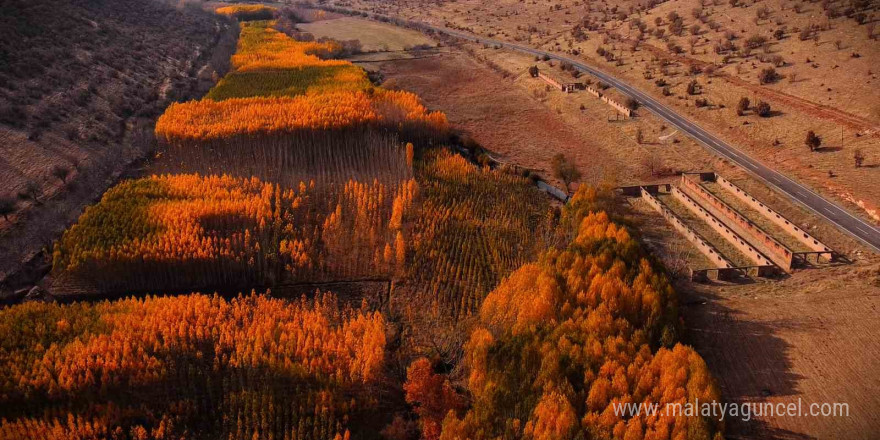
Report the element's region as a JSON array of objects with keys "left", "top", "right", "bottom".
[
  {"left": 406, "top": 187, "right": 723, "bottom": 440},
  {"left": 0, "top": 292, "right": 384, "bottom": 439}
]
